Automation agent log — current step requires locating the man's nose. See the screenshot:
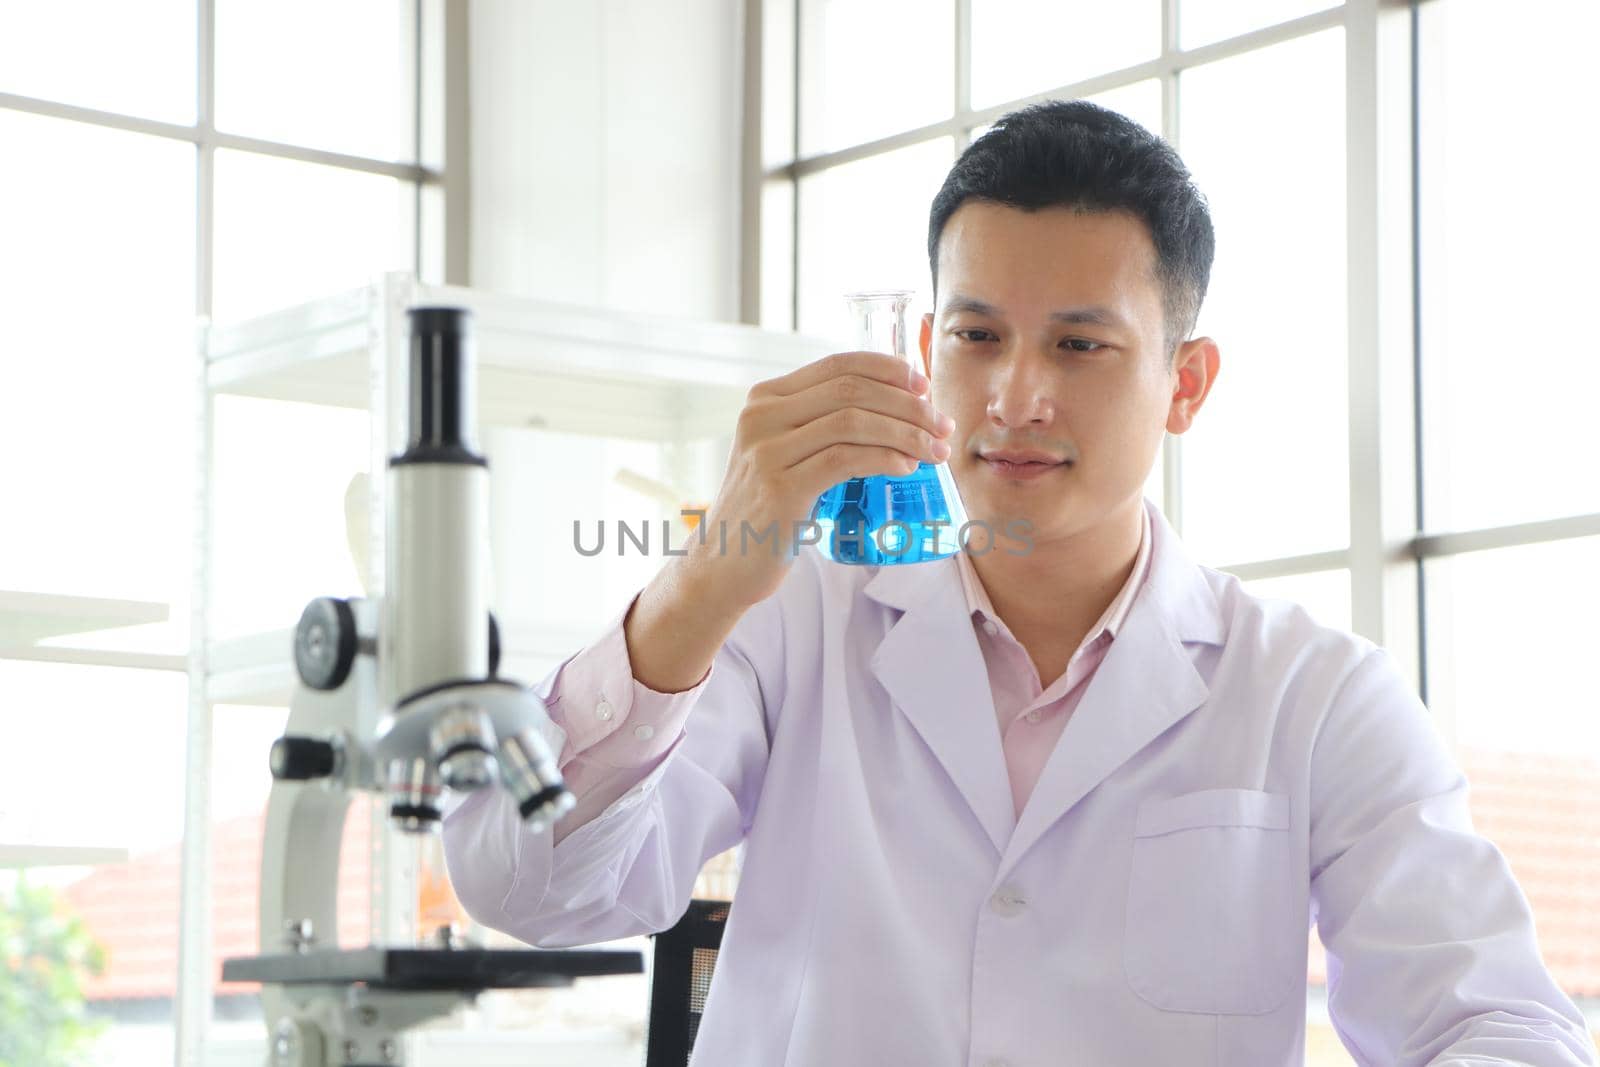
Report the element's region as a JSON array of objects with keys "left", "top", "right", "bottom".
[{"left": 986, "top": 349, "right": 1055, "bottom": 427}]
